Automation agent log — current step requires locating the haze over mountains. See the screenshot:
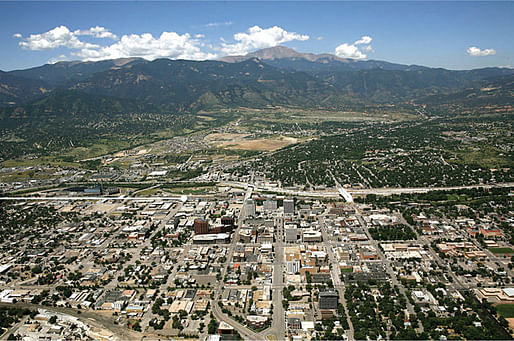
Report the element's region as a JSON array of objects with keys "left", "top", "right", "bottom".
[{"left": 0, "top": 46, "right": 512, "bottom": 115}]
